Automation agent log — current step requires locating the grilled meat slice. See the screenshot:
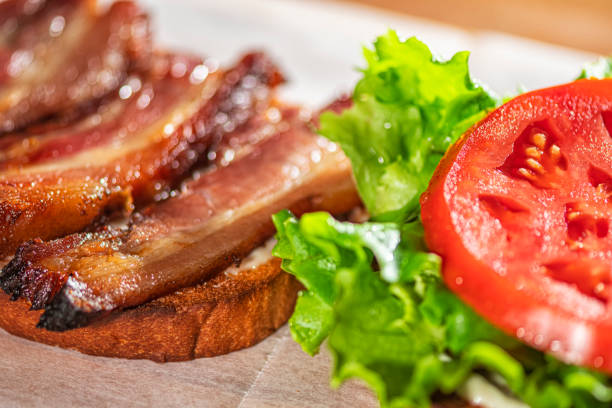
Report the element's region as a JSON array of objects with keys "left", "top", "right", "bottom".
[
  {"left": 0, "top": 52, "right": 282, "bottom": 257},
  {"left": 0, "top": 107, "right": 359, "bottom": 330},
  {"left": 0, "top": 0, "right": 151, "bottom": 132}
]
